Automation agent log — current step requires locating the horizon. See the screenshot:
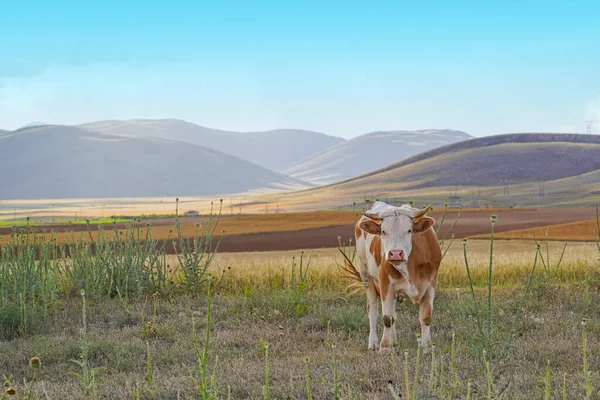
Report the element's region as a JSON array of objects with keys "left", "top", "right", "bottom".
[
  {"left": 1, "top": 0, "right": 599, "bottom": 138},
  {"left": 5, "top": 119, "right": 597, "bottom": 141}
]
